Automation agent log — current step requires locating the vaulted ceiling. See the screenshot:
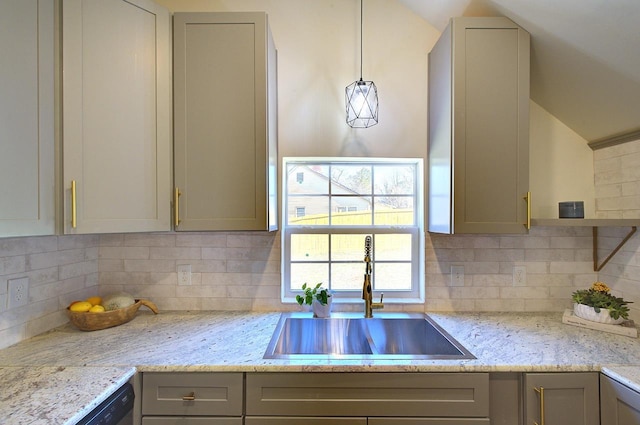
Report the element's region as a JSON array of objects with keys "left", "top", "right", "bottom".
[{"left": 399, "top": 0, "right": 640, "bottom": 145}]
